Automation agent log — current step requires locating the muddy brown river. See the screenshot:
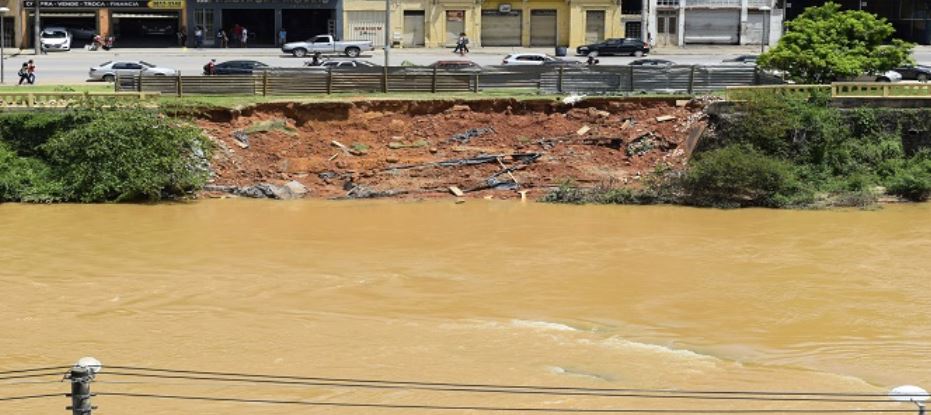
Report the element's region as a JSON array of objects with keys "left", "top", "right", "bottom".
[{"left": 1, "top": 200, "right": 930, "bottom": 415}]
